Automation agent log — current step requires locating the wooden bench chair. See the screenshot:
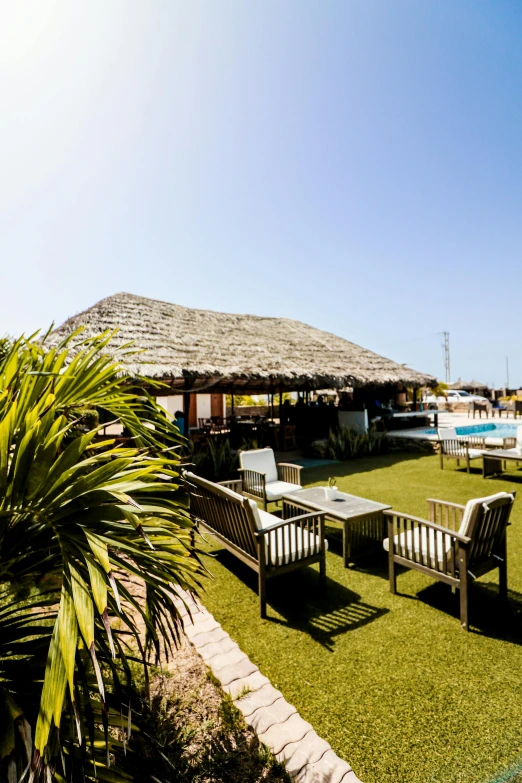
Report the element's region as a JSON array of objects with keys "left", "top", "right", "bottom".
[
  {"left": 437, "top": 427, "right": 484, "bottom": 473},
  {"left": 183, "top": 471, "right": 326, "bottom": 618},
  {"left": 384, "top": 492, "right": 515, "bottom": 630},
  {"left": 238, "top": 447, "right": 302, "bottom": 510}
]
